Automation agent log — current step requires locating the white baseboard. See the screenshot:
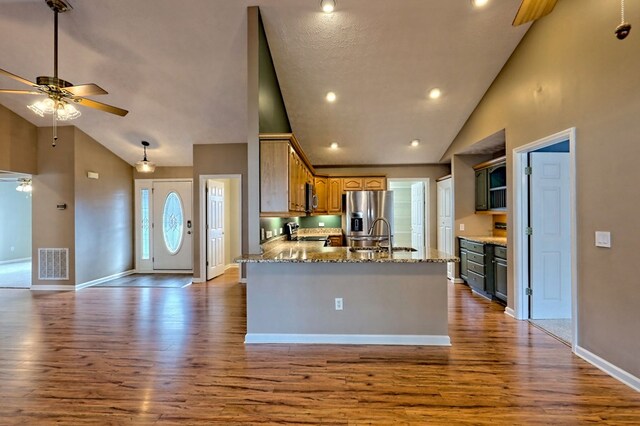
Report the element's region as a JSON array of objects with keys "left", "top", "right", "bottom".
[
  {"left": 76, "top": 269, "right": 135, "bottom": 290},
  {"left": 192, "top": 276, "right": 205, "bottom": 283},
  {"left": 451, "top": 278, "right": 465, "bottom": 284},
  {"left": 0, "top": 283, "right": 30, "bottom": 289},
  {"left": 245, "top": 333, "right": 451, "bottom": 346},
  {"left": 575, "top": 346, "right": 640, "bottom": 392},
  {"left": 504, "top": 307, "right": 516, "bottom": 318},
  {"left": 225, "top": 263, "right": 239, "bottom": 270},
  {"left": 31, "top": 285, "right": 75, "bottom": 291},
  {"left": 0, "top": 257, "right": 31, "bottom": 265}
]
